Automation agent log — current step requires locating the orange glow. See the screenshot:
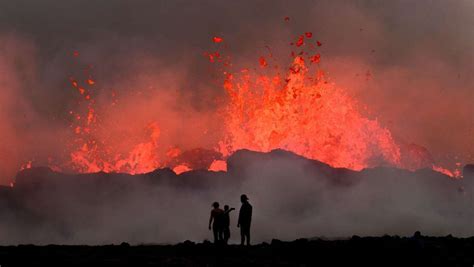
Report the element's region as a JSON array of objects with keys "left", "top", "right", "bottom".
[
  {"left": 432, "top": 165, "right": 455, "bottom": 178},
  {"left": 208, "top": 34, "right": 460, "bottom": 177},
  {"left": 205, "top": 51, "right": 221, "bottom": 63},
  {"left": 71, "top": 79, "right": 78, "bottom": 88},
  {"left": 215, "top": 54, "right": 401, "bottom": 170},
  {"left": 258, "top": 56, "right": 267, "bottom": 68},
  {"left": 70, "top": 119, "right": 165, "bottom": 174},
  {"left": 295, "top": 35, "right": 304, "bottom": 47},
  {"left": 20, "top": 161, "right": 32, "bottom": 171},
  {"left": 212, "top": 36, "right": 224, "bottom": 43},
  {"left": 17, "top": 30, "right": 458, "bottom": 179},
  {"left": 166, "top": 147, "right": 181, "bottom": 158},
  {"left": 432, "top": 164, "right": 462, "bottom": 178},
  {"left": 208, "top": 160, "right": 227, "bottom": 172},
  {"left": 309, "top": 54, "right": 321, "bottom": 64},
  {"left": 173, "top": 164, "right": 191, "bottom": 174}
]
